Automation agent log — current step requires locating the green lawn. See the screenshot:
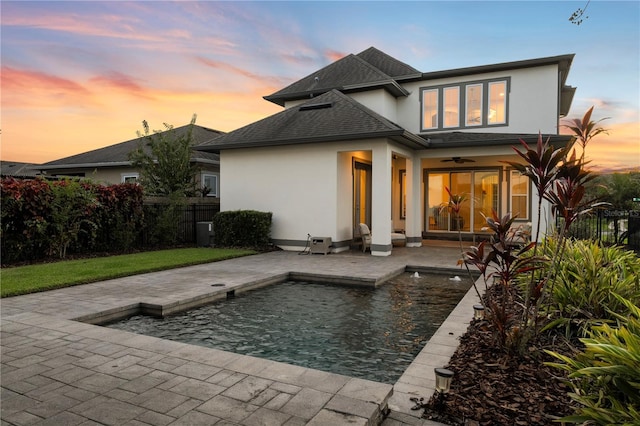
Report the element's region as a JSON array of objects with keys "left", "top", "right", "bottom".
[{"left": 0, "top": 248, "right": 256, "bottom": 297}]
